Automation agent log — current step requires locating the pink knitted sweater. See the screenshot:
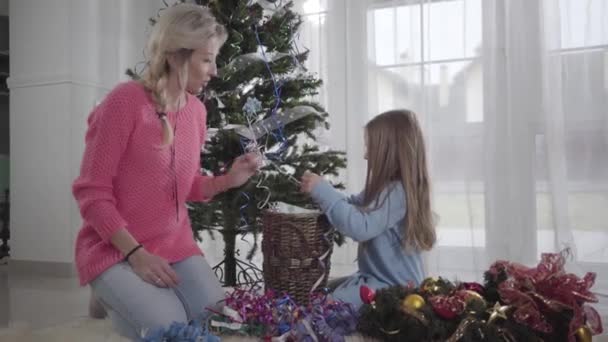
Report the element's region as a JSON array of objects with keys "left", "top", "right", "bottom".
[{"left": 73, "top": 81, "right": 228, "bottom": 285}]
